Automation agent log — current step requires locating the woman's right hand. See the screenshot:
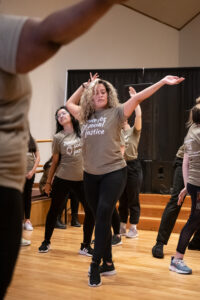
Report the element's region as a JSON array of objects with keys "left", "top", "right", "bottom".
[
  {"left": 129, "top": 86, "right": 137, "bottom": 97},
  {"left": 178, "top": 187, "right": 187, "bottom": 206},
  {"left": 44, "top": 183, "right": 51, "bottom": 196}
]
